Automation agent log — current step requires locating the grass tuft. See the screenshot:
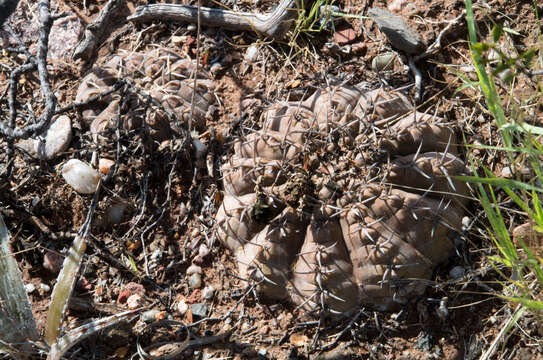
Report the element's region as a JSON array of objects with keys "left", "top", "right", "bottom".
[{"left": 463, "top": 0, "right": 543, "bottom": 316}]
